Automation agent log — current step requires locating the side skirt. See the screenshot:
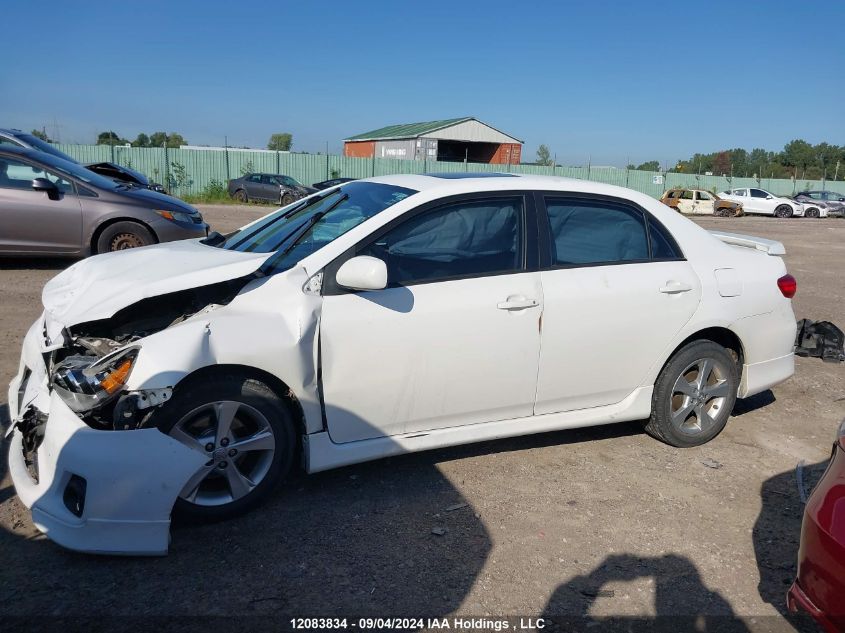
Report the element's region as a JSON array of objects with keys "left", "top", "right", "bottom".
[{"left": 303, "top": 386, "right": 653, "bottom": 473}]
